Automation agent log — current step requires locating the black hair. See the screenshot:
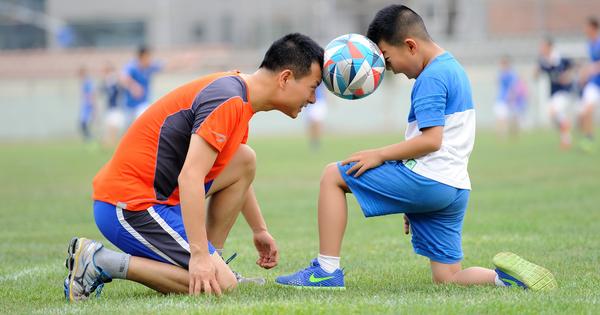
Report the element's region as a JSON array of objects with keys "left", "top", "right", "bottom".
[
  {"left": 588, "top": 17, "right": 599, "bottom": 30},
  {"left": 259, "top": 33, "right": 324, "bottom": 78},
  {"left": 367, "top": 5, "right": 431, "bottom": 46},
  {"left": 137, "top": 45, "right": 149, "bottom": 58}
]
